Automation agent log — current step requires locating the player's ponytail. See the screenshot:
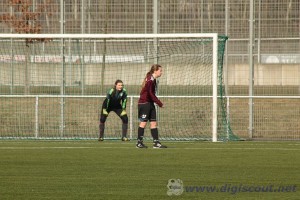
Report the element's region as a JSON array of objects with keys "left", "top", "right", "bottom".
[{"left": 140, "top": 64, "right": 162, "bottom": 90}]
